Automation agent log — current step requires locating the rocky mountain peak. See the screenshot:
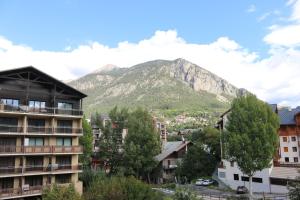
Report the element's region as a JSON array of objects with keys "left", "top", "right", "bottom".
[{"left": 92, "top": 64, "right": 119, "bottom": 74}]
